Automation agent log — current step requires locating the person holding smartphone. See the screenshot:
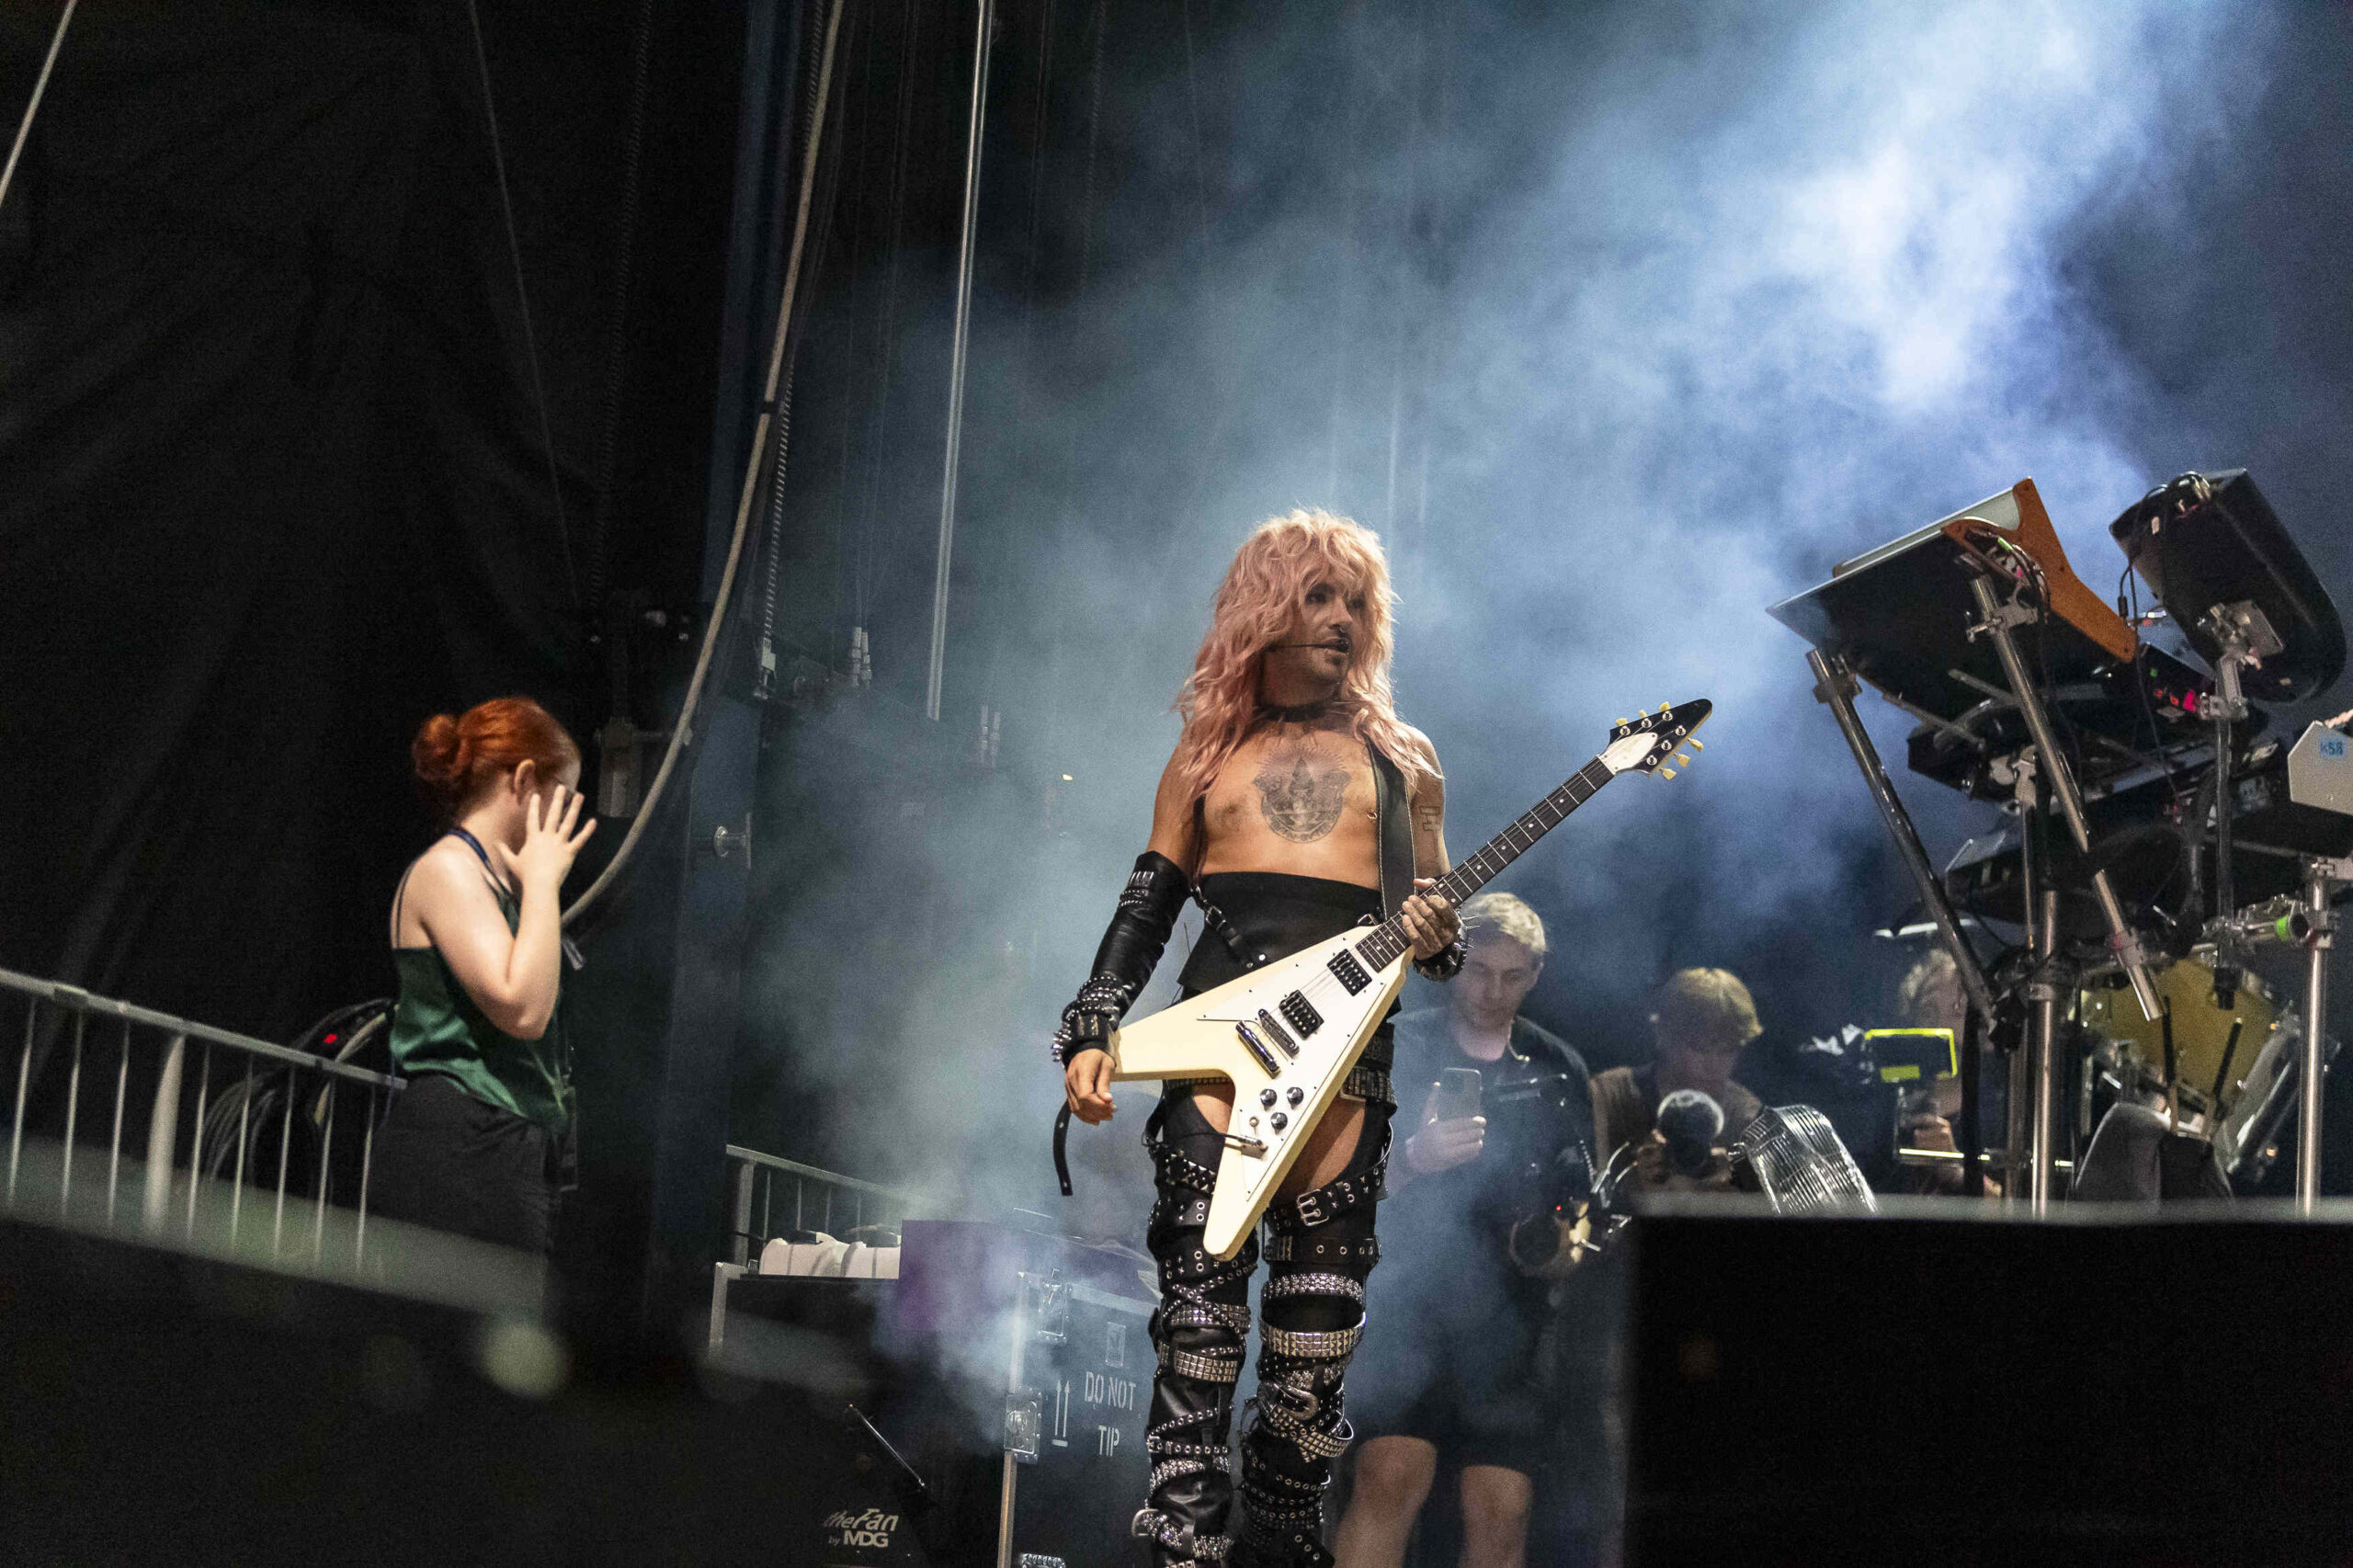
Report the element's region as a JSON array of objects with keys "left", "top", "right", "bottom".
[
  {"left": 373, "top": 697, "right": 596, "bottom": 1254},
  {"left": 1336, "top": 892, "right": 1594, "bottom": 1568}
]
